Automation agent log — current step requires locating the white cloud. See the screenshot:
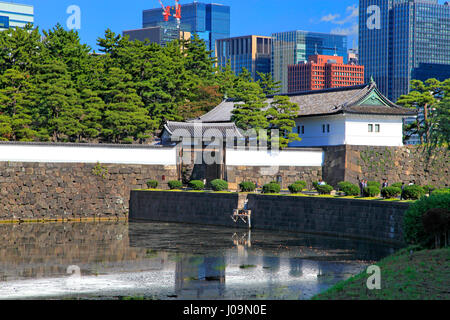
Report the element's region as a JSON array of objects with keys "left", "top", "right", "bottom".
[
  {"left": 330, "top": 23, "right": 358, "bottom": 36},
  {"left": 321, "top": 13, "right": 341, "bottom": 23},
  {"left": 320, "top": 4, "right": 359, "bottom": 25}
]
